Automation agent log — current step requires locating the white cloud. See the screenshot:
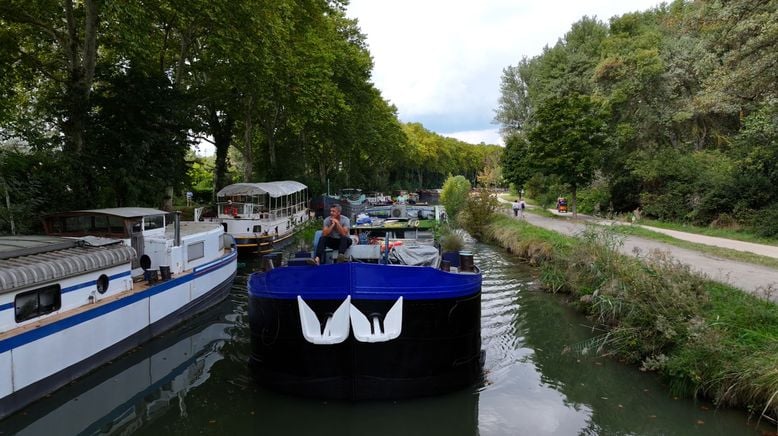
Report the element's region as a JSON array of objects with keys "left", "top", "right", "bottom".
[
  {"left": 443, "top": 128, "right": 504, "bottom": 146},
  {"left": 347, "top": 0, "right": 662, "bottom": 144}
]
